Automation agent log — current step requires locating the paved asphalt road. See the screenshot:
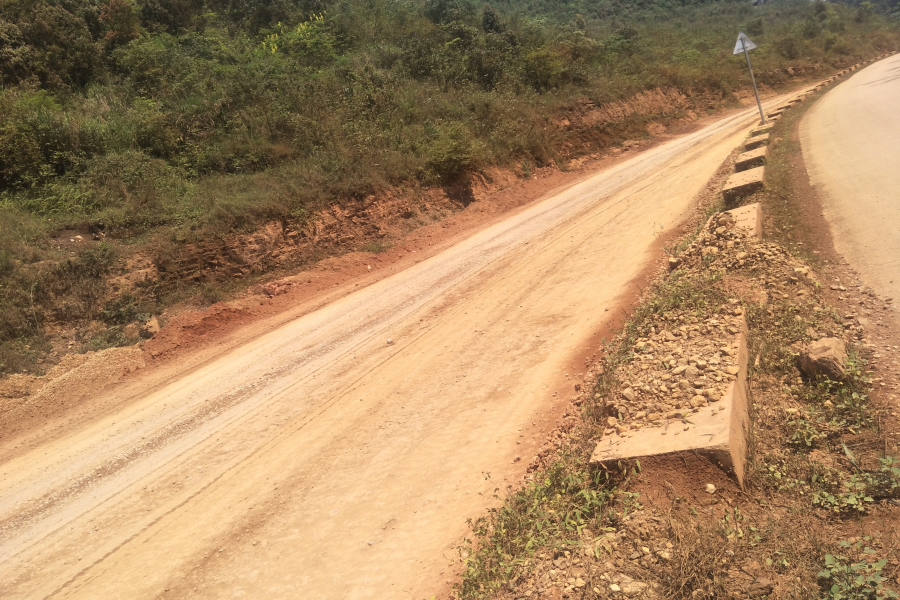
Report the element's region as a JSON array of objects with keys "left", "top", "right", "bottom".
[{"left": 801, "top": 53, "right": 900, "bottom": 320}]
